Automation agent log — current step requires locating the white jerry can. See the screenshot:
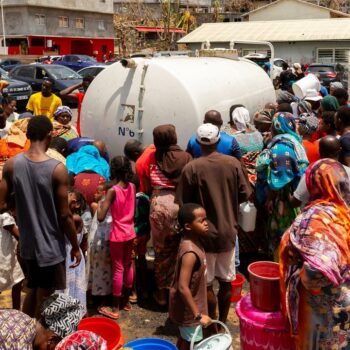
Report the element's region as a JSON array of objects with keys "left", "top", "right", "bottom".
[{"left": 238, "top": 201, "right": 257, "bottom": 233}]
